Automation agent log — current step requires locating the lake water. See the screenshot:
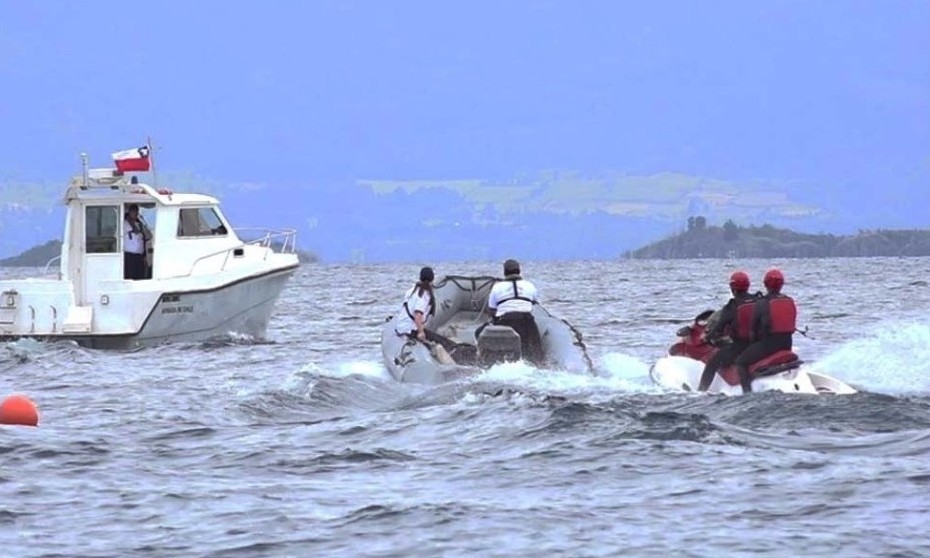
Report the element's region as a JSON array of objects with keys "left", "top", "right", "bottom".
[{"left": 3, "top": 258, "right": 930, "bottom": 557}]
